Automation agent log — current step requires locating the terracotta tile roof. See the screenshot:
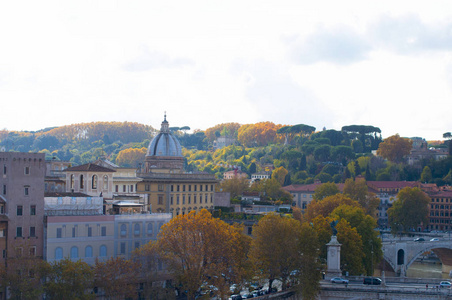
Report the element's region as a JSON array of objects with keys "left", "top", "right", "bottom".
[
  {"left": 366, "top": 181, "right": 419, "bottom": 189},
  {"left": 283, "top": 183, "right": 344, "bottom": 193},
  {"left": 64, "top": 163, "right": 116, "bottom": 173}
]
